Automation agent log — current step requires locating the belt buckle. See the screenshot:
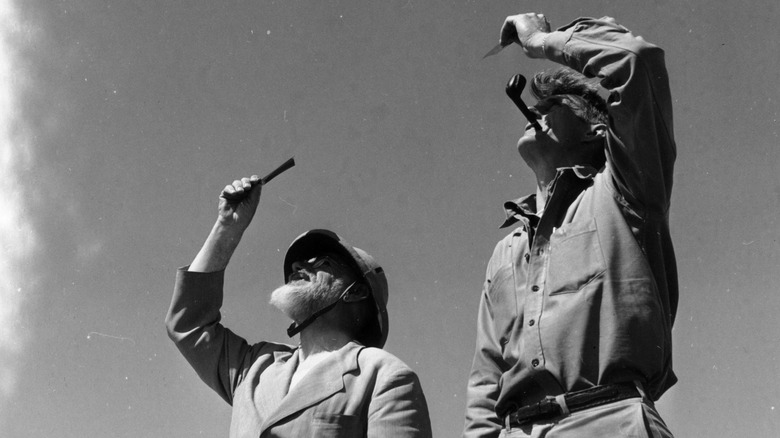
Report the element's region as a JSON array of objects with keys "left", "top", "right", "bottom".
[{"left": 538, "top": 396, "right": 561, "bottom": 416}]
